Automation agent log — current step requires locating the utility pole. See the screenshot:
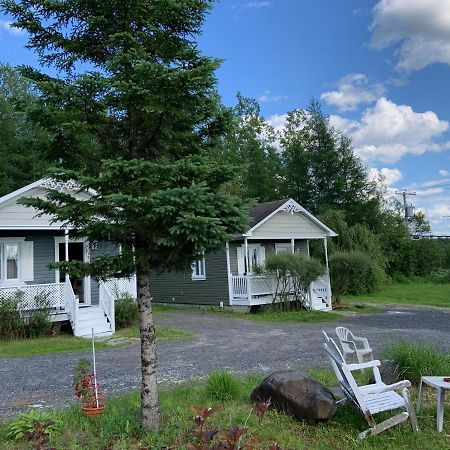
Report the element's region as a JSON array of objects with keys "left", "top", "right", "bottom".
[{"left": 395, "top": 190, "right": 416, "bottom": 226}]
